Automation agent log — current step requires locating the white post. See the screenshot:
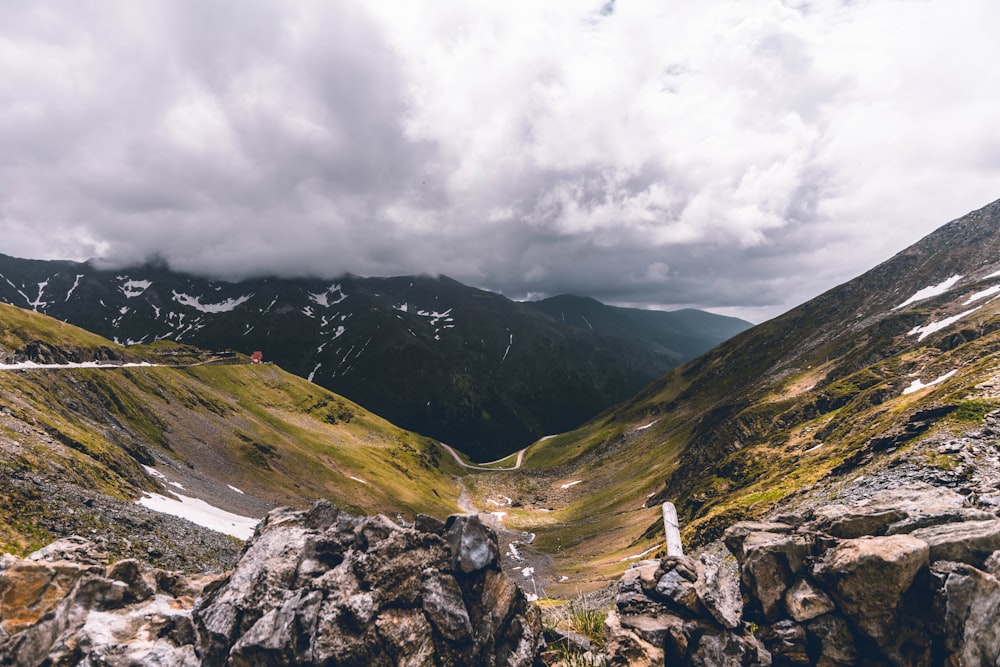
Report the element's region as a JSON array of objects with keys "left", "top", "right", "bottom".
[{"left": 662, "top": 502, "right": 683, "bottom": 557}]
